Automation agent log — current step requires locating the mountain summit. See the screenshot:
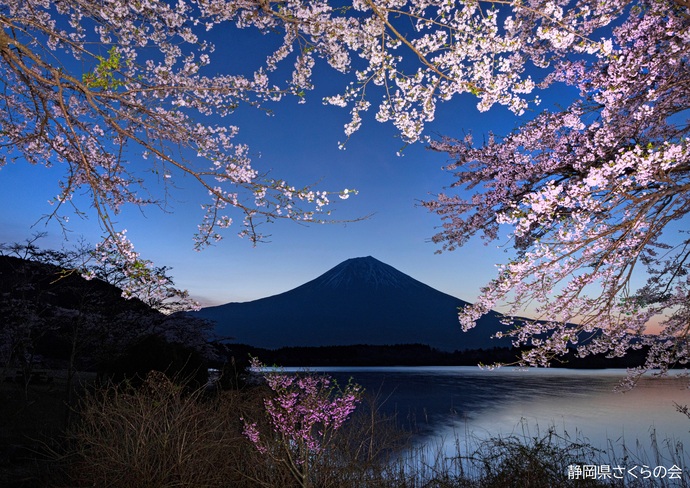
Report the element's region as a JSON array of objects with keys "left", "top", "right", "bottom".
[
  {"left": 194, "top": 256, "right": 509, "bottom": 351},
  {"left": 309, "top": 256, "right": 426, "bottom": 290}
]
